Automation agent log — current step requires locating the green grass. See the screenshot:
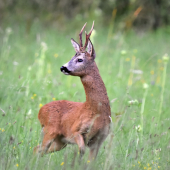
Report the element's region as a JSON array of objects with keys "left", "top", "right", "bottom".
[{"left": 0, "top": 21, "right": 170, "bottom": 170}]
